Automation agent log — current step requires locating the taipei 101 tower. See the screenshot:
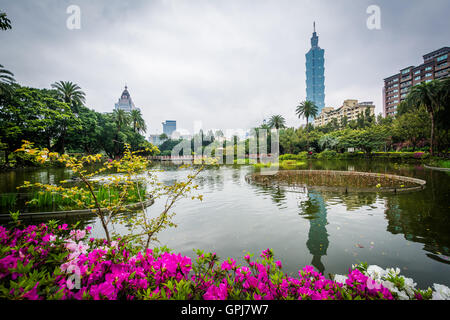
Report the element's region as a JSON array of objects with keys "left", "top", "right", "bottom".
[{"left": 305, "top": 22, "right": 325, "bottom": 118}]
